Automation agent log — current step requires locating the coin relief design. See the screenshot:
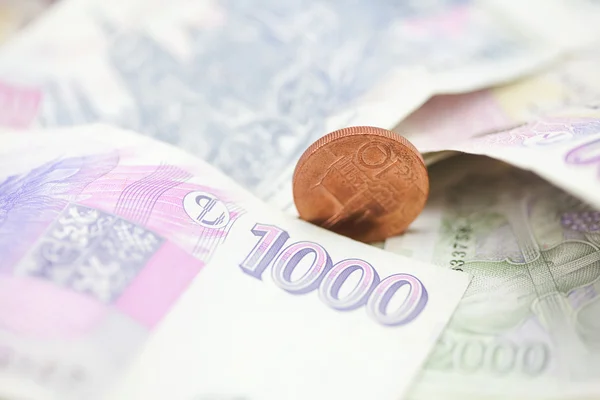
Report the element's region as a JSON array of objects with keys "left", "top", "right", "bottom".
[{"left": 293, "top": 126, "right": 429, "bottom": 243}]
